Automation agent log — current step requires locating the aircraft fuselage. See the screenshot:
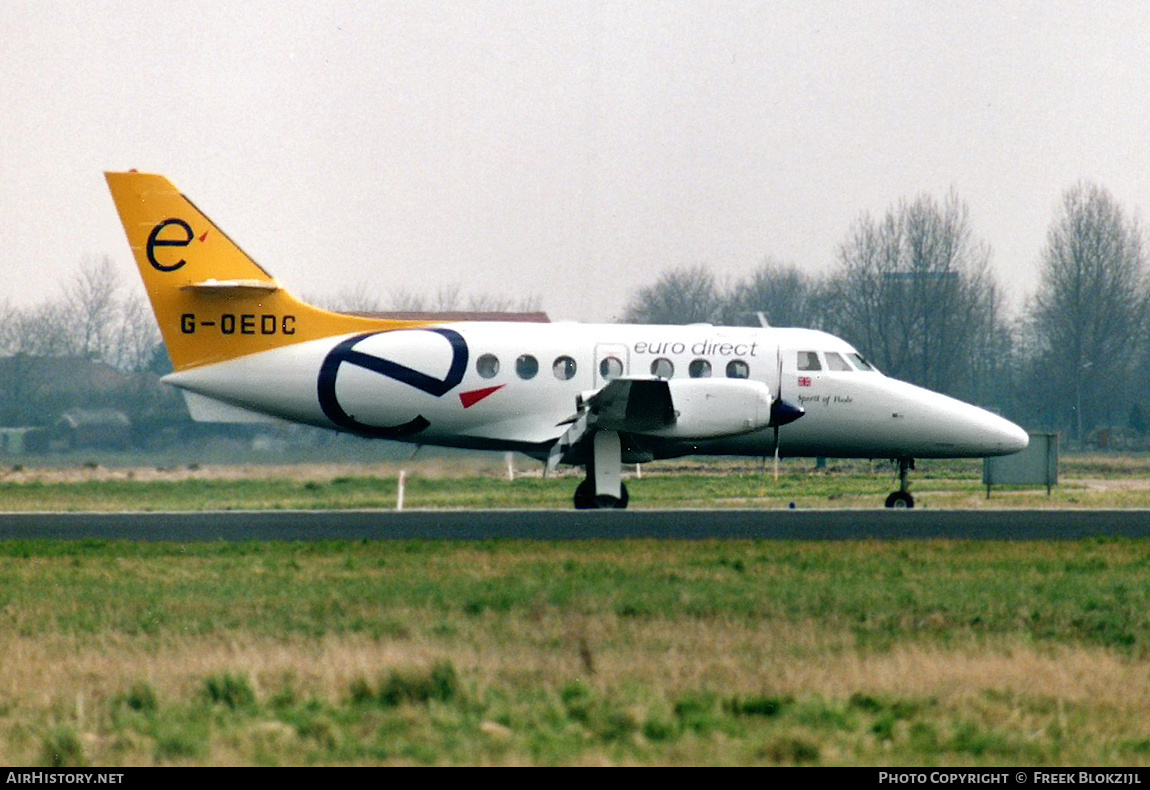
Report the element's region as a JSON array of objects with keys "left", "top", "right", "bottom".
[{"left": 166, "top": 321, "right": 1028, "bottom": 462}]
